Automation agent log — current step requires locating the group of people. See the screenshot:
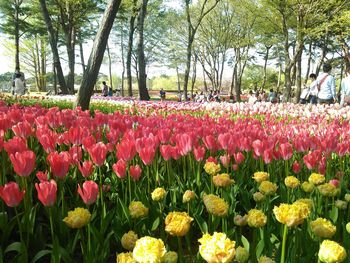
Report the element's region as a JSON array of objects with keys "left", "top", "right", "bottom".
[
  {"left": 300, "top": 63, "right": 350, "bottom": 107},
  {"left": 247, "top": 89, "right": 283, "bottom": 104}
]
